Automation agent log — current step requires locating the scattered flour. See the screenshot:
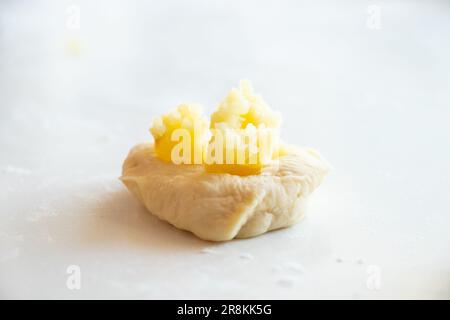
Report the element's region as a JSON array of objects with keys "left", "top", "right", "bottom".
[
  {"left": 284, "top": 262, "right": 305, "bottom": 273},
  {"left": 276, "top": 276, "right": 297, "bottom": 288},
  {"left": 273, "top": 261, "right": 305, "bottom": 288},
  {"left": 200, "top": 247, "right": 219, "bottom": 255},
  {"left": 238, "top": 253, "right": 254, "bottom": 260},
  {"left": 0, "top": 247, "right": 21, "bottom": 262},
  {"left": 27, "top": 205, "right": 58, "bottom": 222},
  {"left": 2, "top": 165, "right": 31, "bottom": 175},
  {"left": 0, "top": 232, "right": 23, "bottom": 262},
  {"left": 273, "top": 262, "right": 305, "bottom": 274}
]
